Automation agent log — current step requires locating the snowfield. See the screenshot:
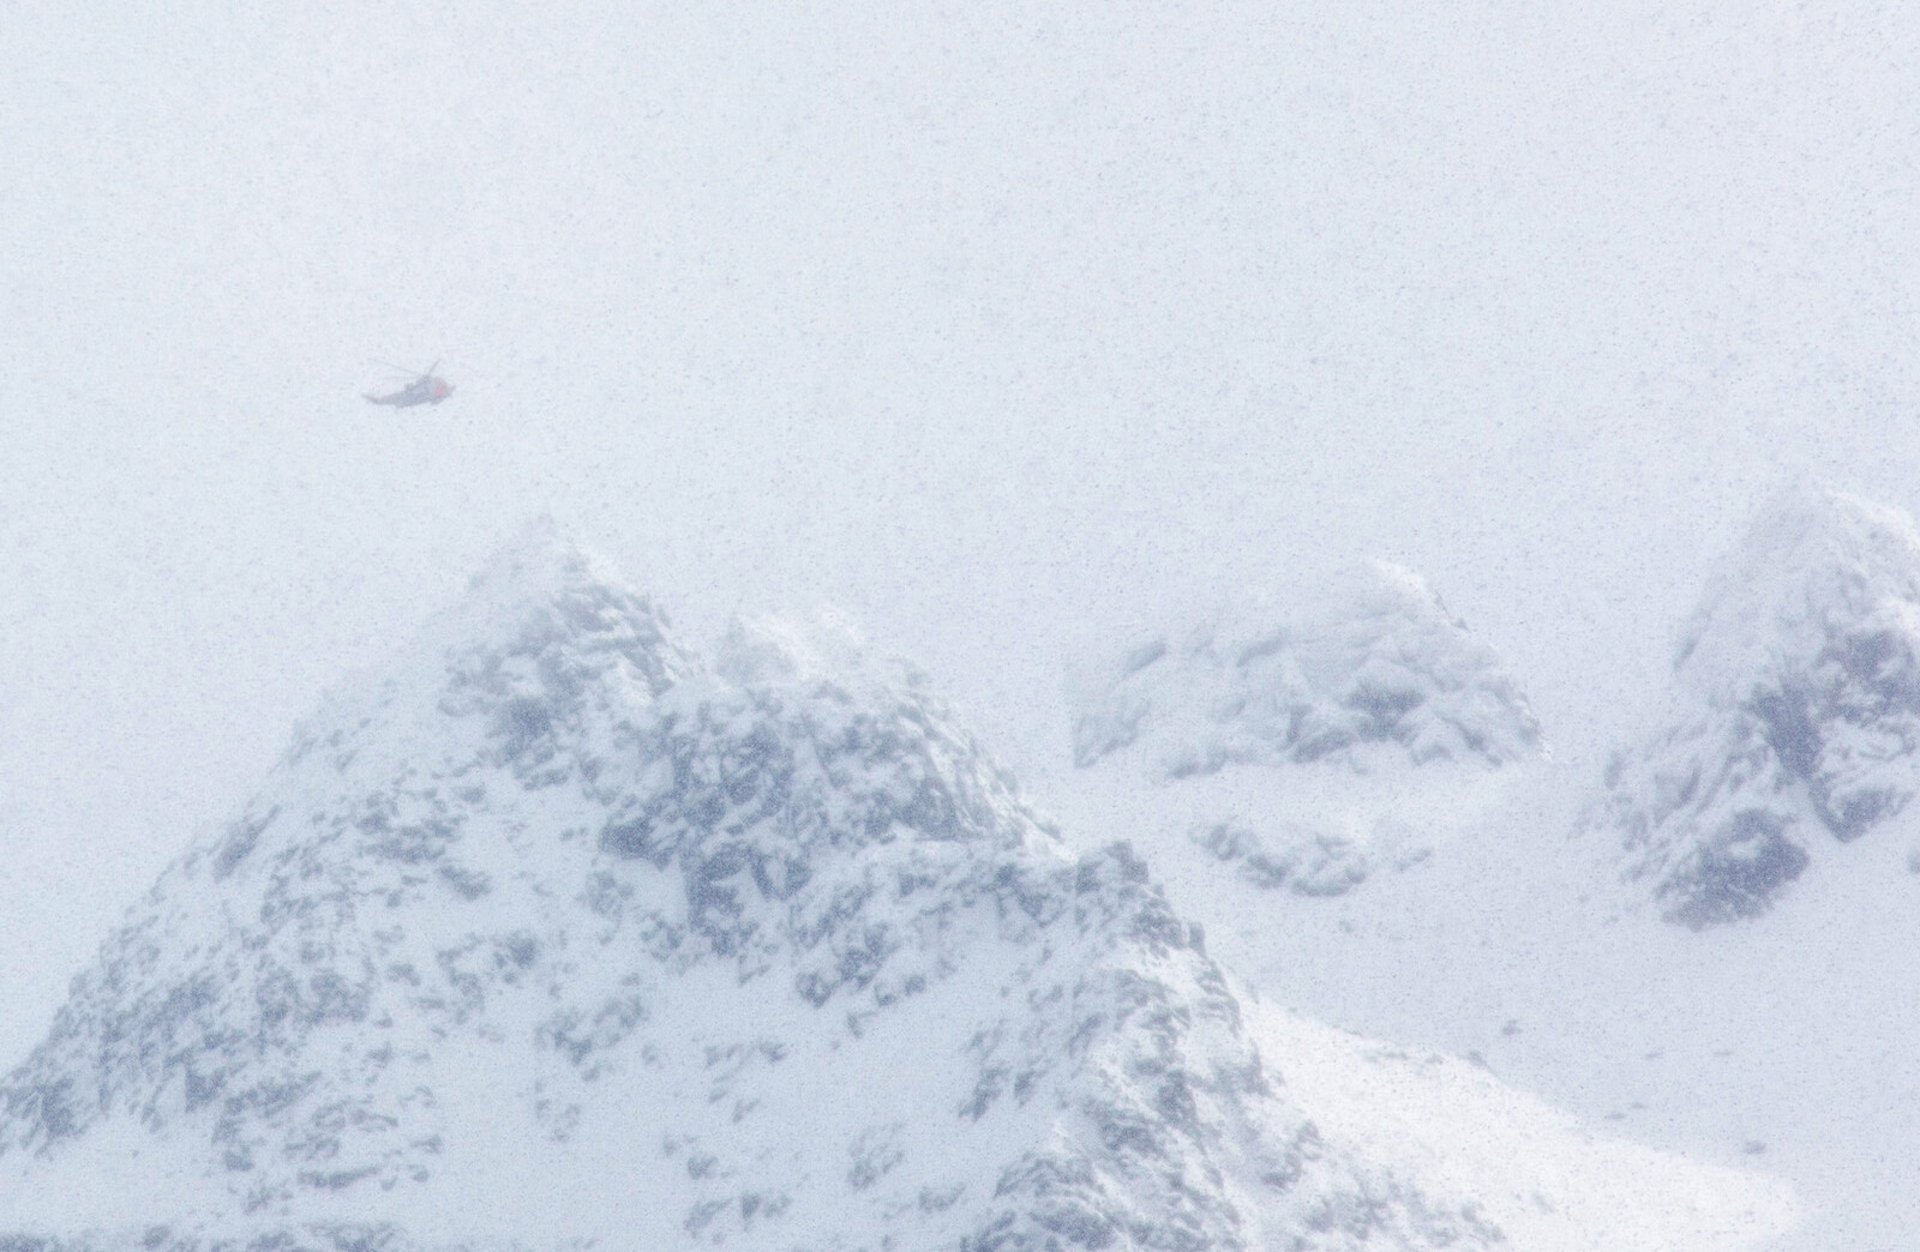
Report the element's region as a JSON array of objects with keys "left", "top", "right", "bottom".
[{"left": 0, "top": 527, "right": 1793, "bottom": 1250}]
